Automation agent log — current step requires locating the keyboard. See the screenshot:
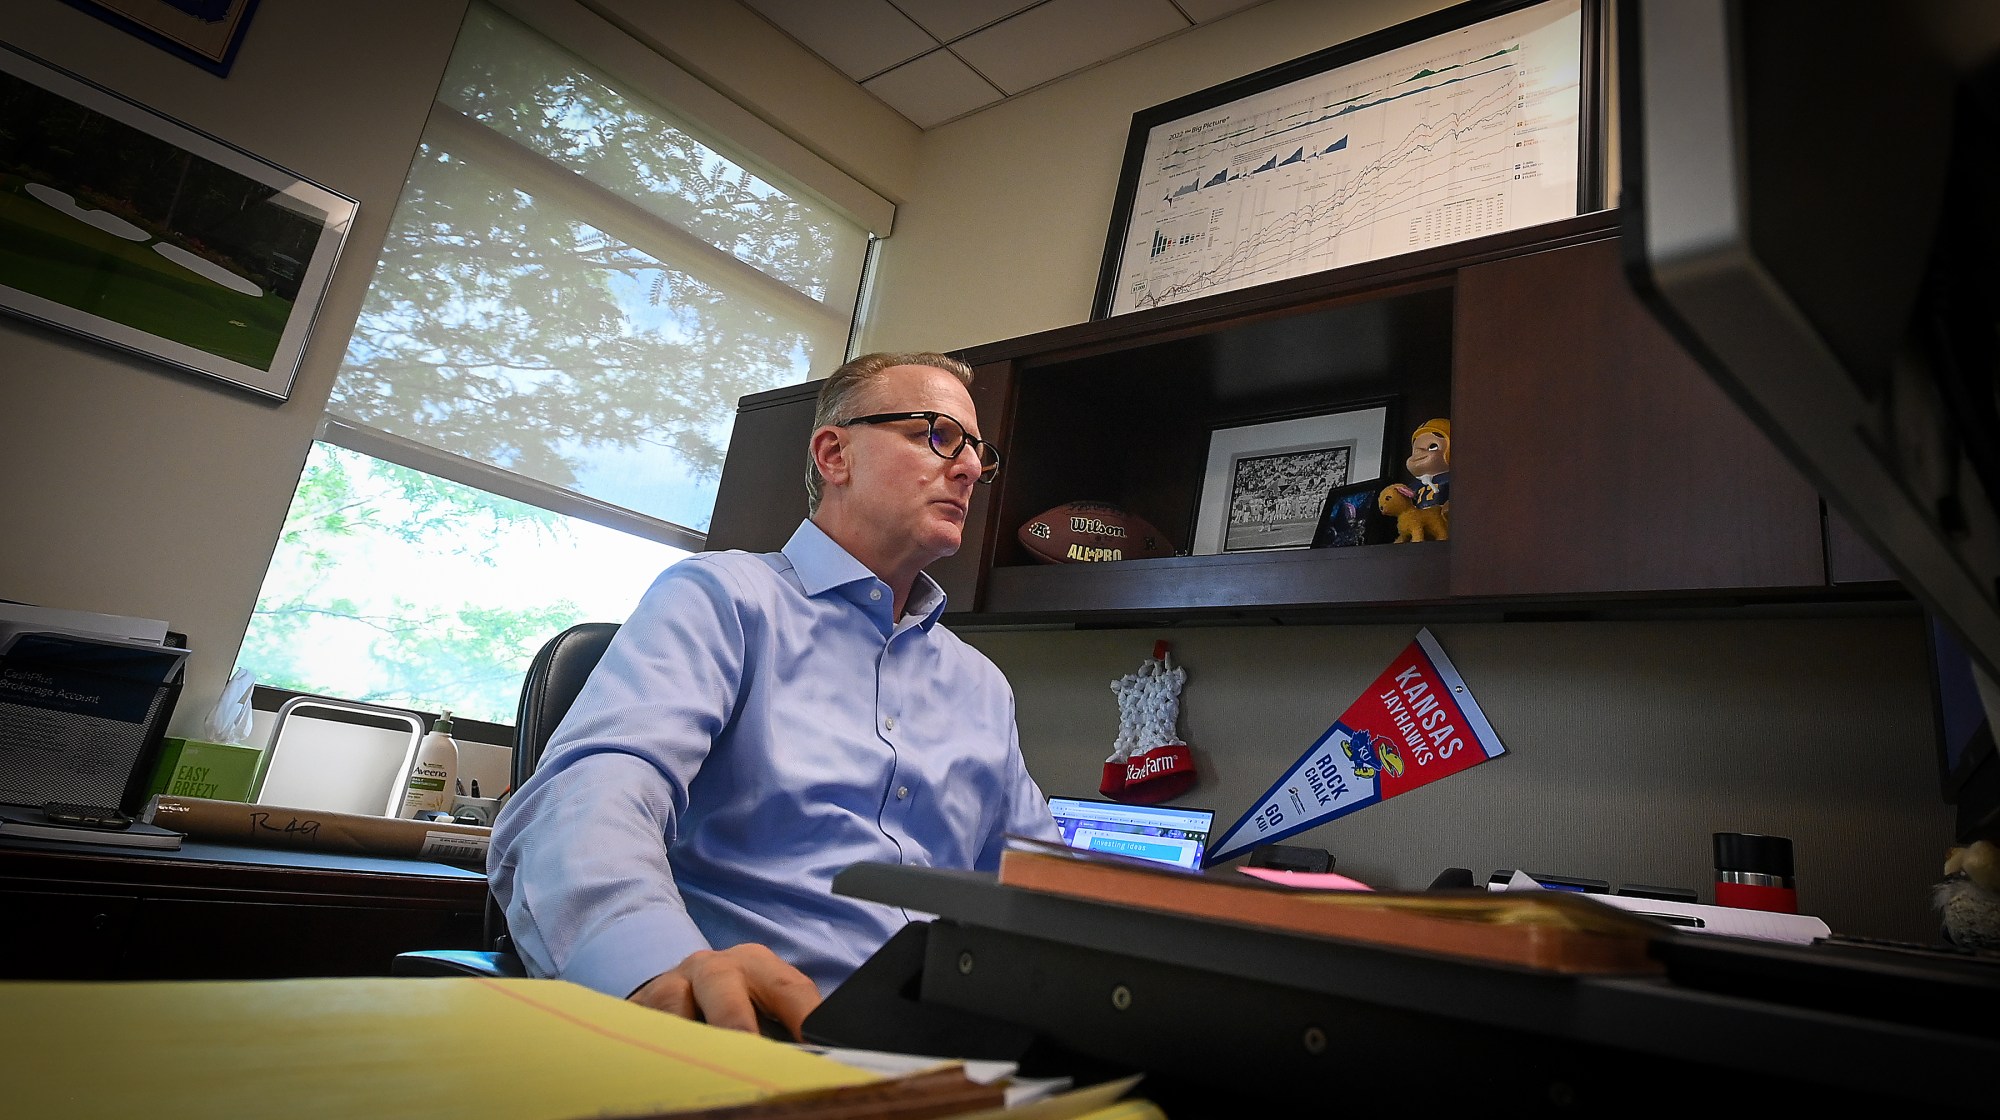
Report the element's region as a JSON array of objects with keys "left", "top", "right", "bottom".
[
  {"left": 1653, "top": 930, "right": 2000, "bottom": 1038},
  {"left": 1818, "top": 932, "right": 2000, "bottom": 963}
]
